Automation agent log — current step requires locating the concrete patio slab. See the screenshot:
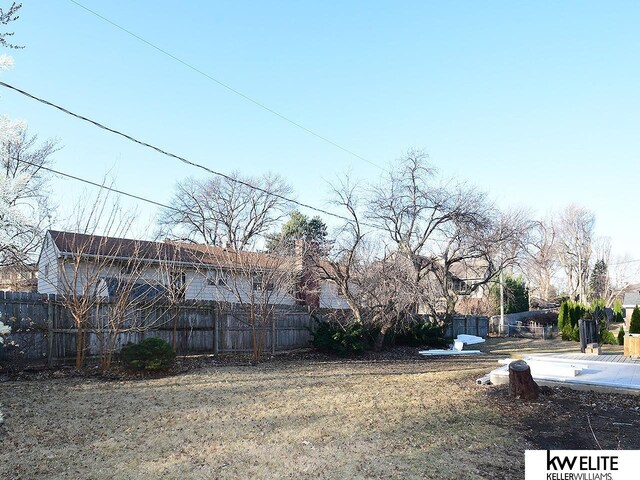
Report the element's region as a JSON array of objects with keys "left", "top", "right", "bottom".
[{"left": 489, "top": 353, "right": 640, "bottom": 395}]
